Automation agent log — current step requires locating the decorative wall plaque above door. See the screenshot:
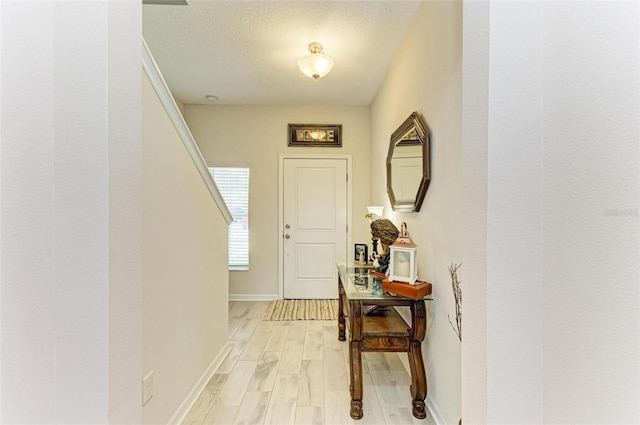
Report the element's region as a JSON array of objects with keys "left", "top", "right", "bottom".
[{"left": 288, "top": 123, "right": 342, "bottom": 147}]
